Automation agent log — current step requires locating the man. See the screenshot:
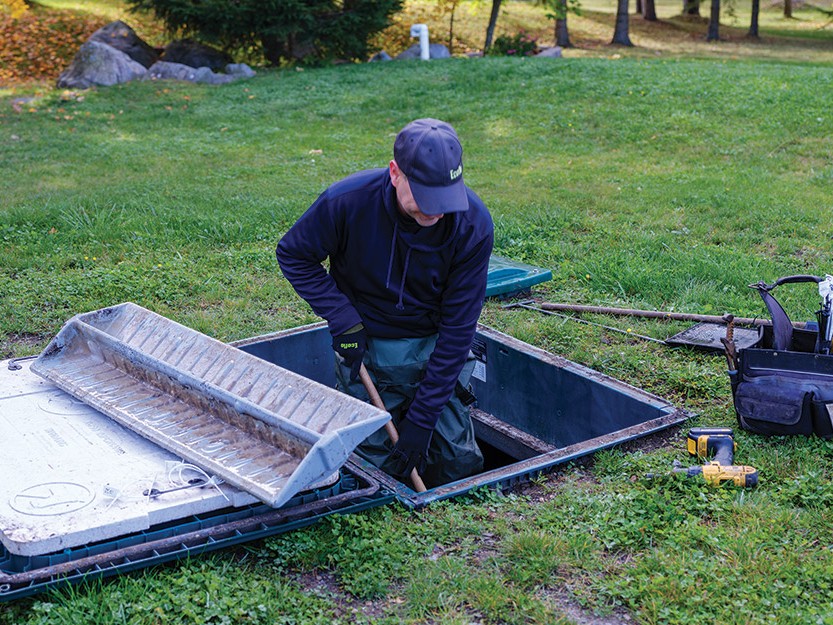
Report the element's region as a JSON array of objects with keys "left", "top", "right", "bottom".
[{"left": 276, "top": 118, "right": 493, "bottom": 488}]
